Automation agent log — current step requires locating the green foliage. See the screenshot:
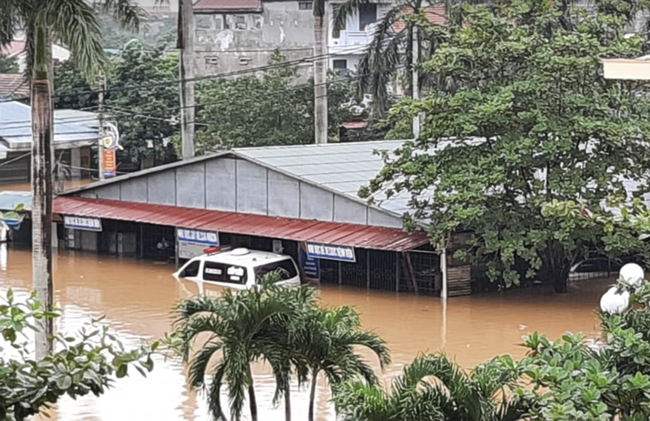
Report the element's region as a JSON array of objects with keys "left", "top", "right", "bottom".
[
  {"left": 53, "top": 60, "right": 98, "bottom": 110},
  {"left": 166, "top": 274, "right": 389, "bottom": 421},
  {"left": 366, "top": 0, "right": 650, "bottom": 291},
  {"left": 333, "top": 353, "right": 525, "bottom": 421},
  {"left": 0, "top": 289, "right": 157, "bottom": 421},
  {"left": 106, "top": 42, "right": 178, "bottom": 166},
  {"left": 192, "top": 51, "right": 358, "bottom": 152},
  {"left": 0, "top": 53, "right": 18, "bottom": 74}
]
